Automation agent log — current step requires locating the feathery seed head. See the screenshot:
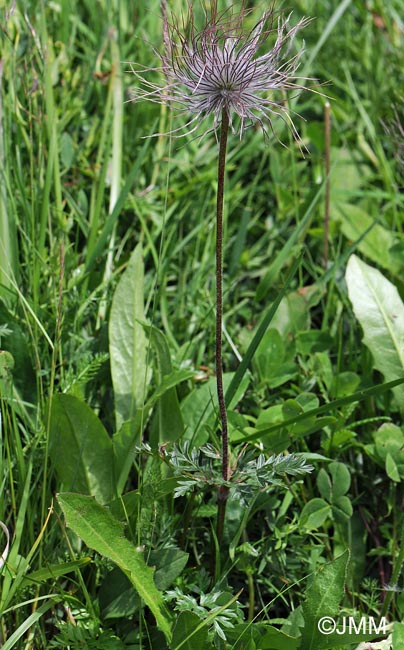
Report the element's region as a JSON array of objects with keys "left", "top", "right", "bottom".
[{"left": 130, "top": 3, "right": 311, "bottom": 140}]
